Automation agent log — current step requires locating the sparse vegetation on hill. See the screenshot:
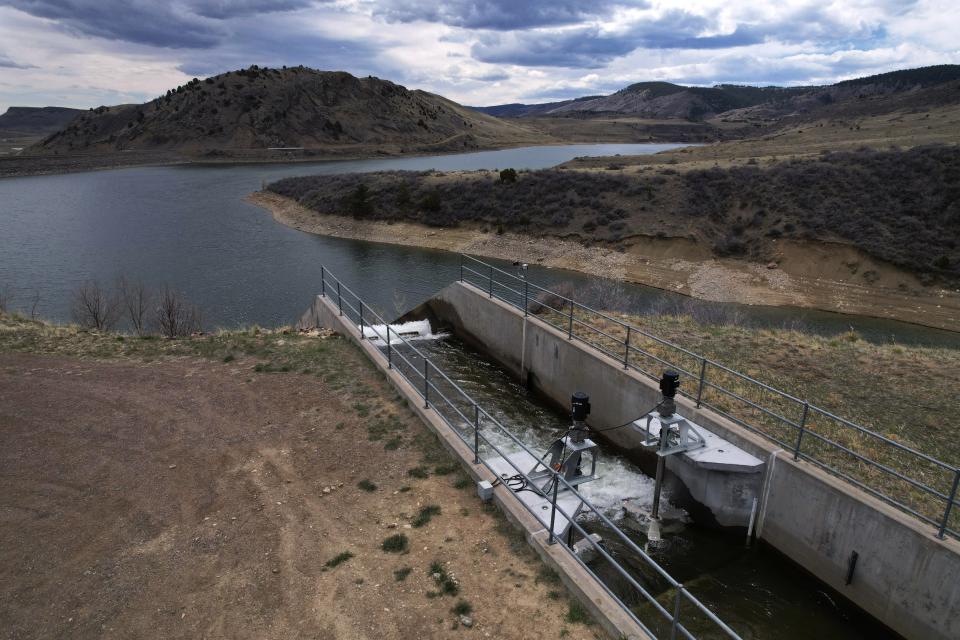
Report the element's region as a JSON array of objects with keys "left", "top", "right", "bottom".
[
  {"left": 474, "top": 64, "right": 960, "bottom": 124},
  {"left": 33, "top": 65, "right": 541, "bottom": 154},
  {"left": 267, "top": 145, "right": 960, "bottom": 282}
]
